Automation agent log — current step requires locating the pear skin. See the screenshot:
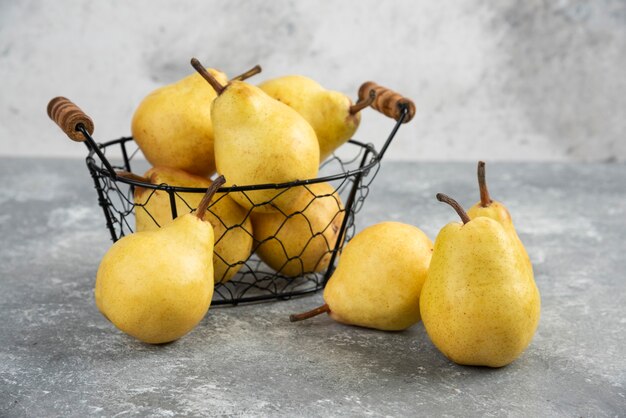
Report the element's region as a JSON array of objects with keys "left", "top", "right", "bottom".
[
  {"left": 134, "top": 166, "right": 253, "bottom": 283},
  {"left": 420, "top": 194, "right": 541, "bottom": 367},
  {"left": 211, "top": 80, "right": 320, "bottom": 213},
  {"left": 134, "top": 166, "right": 212, "bottom": 233},
  {"left": 131, "top": 68, "right": 228, "bottom": 177},
  {"left": 251, "top": 182, "right": 344, "bottom": 277},
  {"left": 292, "top": 222, "right": 433, "bottom": 331},
  {"left": 467, "top": 161, "right": 533, "bottom": 275},
  {"left": 95, "top": 214, "right": 215, "bottom": 344},
  {"left": 259, "top": 75, "right": 361, "bottom": 162}
]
